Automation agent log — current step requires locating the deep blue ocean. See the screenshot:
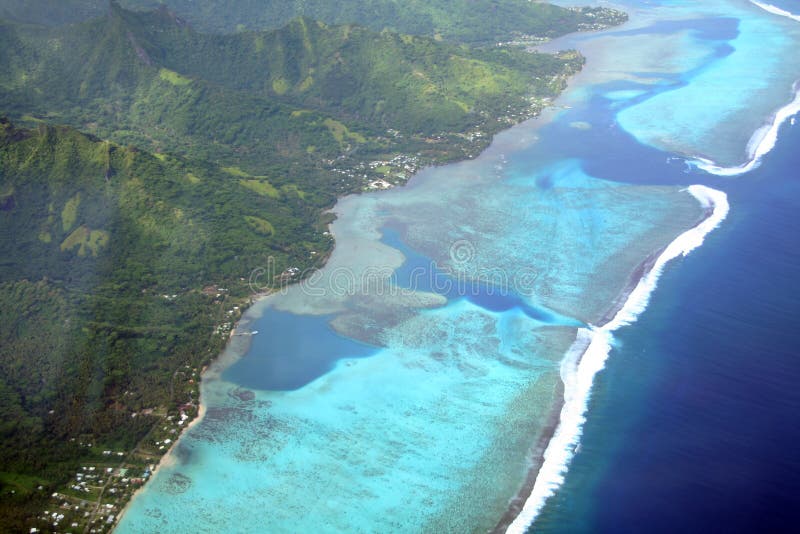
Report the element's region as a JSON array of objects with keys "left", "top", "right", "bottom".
[
  {"left": 117, "top": 3, "right": 800, "bottom": 531},
  {"left": 535, "top": 117, "right": 800, "bottom": 531}
]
